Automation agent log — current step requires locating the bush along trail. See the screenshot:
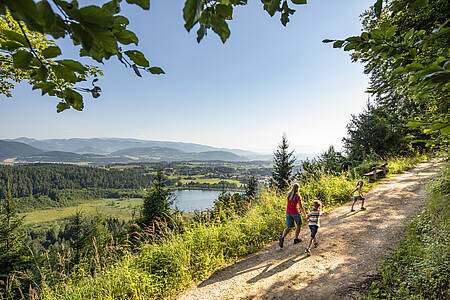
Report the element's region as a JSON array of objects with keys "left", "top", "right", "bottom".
[{"left": 178, "top": 159, "right": 442, "bottom": 300}]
